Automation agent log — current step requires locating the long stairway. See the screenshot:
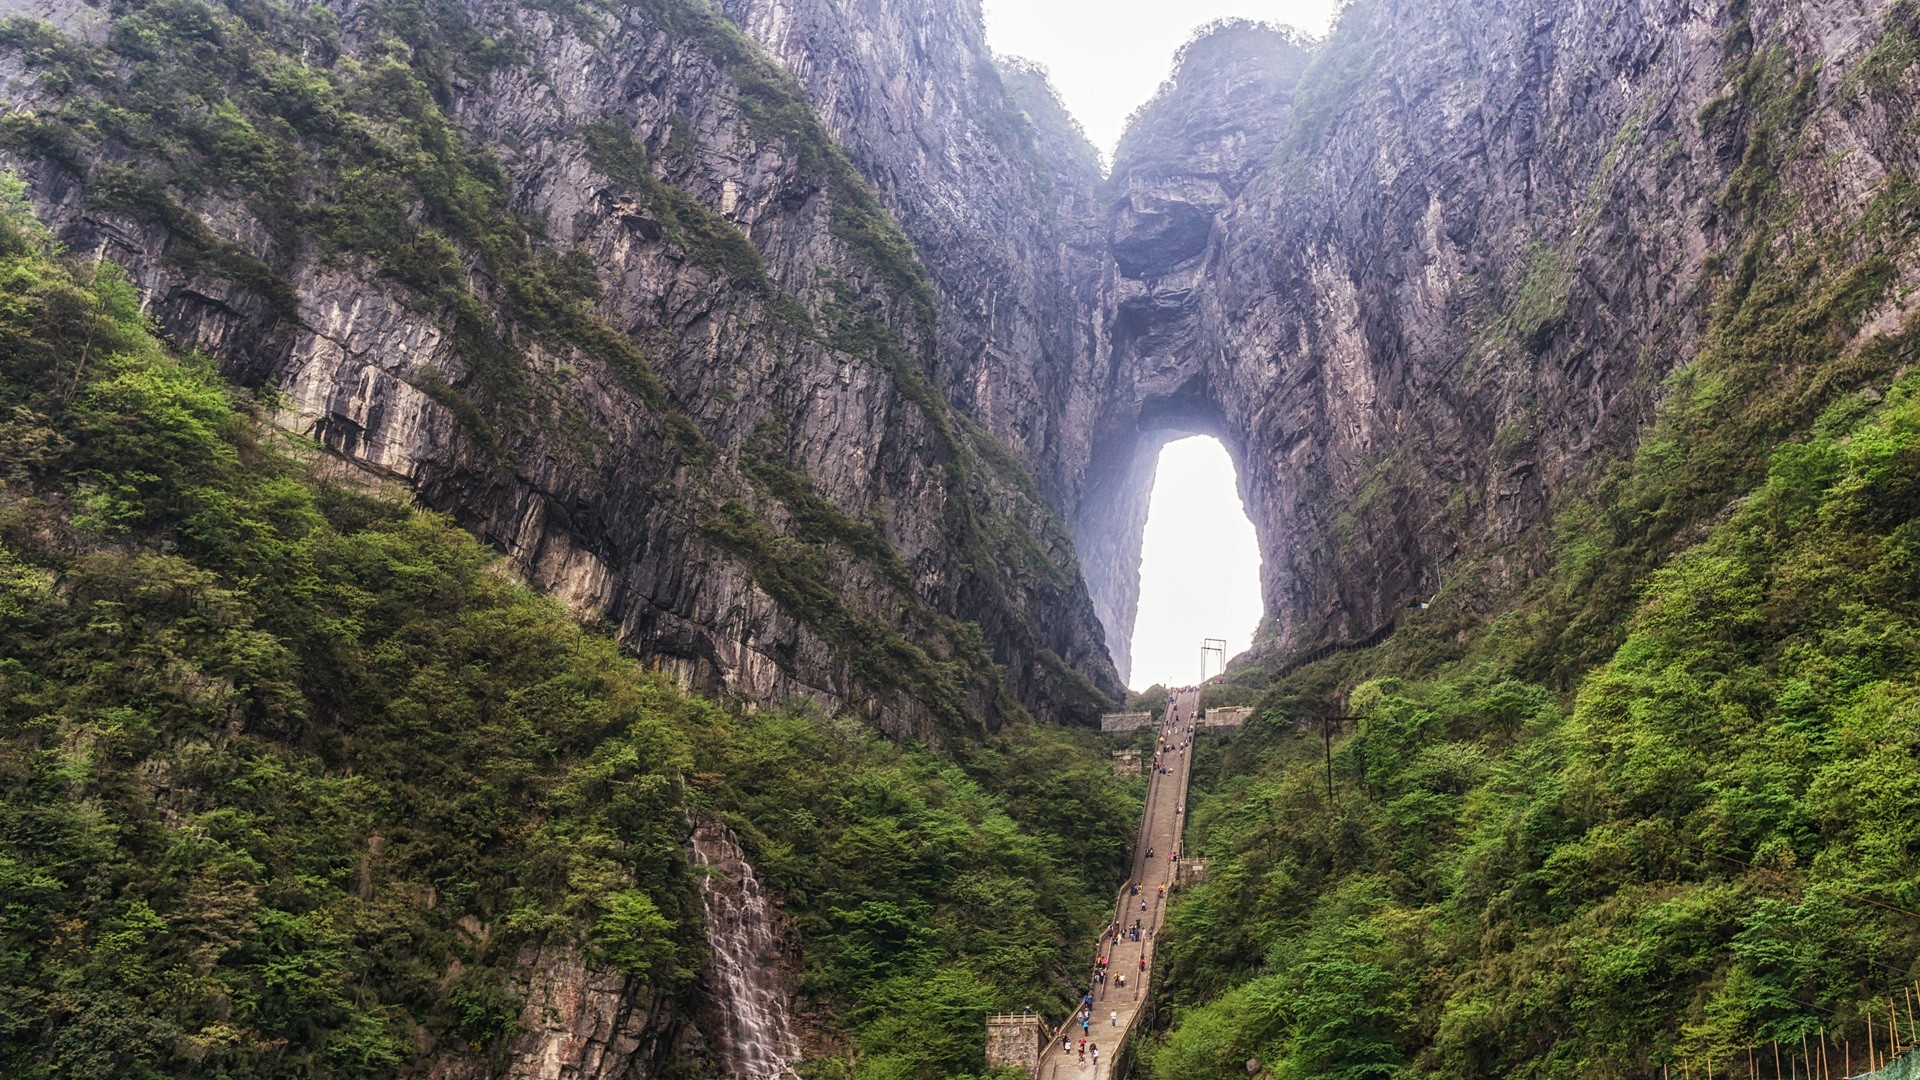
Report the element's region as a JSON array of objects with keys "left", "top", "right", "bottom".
[{"left": 1036, "top": 688, "right": 1200, "bottom": 1079}]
